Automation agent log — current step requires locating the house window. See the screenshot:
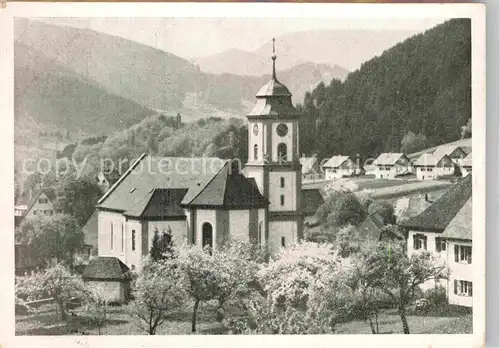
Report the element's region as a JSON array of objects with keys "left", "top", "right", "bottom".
[
  {"left": 33, "top": 210, "right": 38, "bottom": 215},
  {"left": 121, "top": 223, "right": 125, "bottom": 252},
  {"left": 454, "top": 245, "right": 472, "bottom": 264},
  {"left": 38, "top": 198, "right": 48, "bottom": 204},
  {"left": 254, "top": 144, "right": 258, "bottom": 160},
  {"left": 435, "top": 238, "right": 447, "bottom": 252},
  {"left": 110, "top": 222, "right": 114, "bottom": 250},
  {"left": 413, "top": 233, "right": 427, "bottom": 250},
  {"left": 280, "top": 195, "right": 285, "bottom": 206},
  {"left": 280, "top": 177, "right": 285, "bottom": 188},
  {"left": 132, "top": 230, "right": 136, "bottom": 251},
  {"left": 281, "top": 237, "right": 286, "bottom": 247},
  {"left": 454, "top": 280, "right": 473, "bottom": 297},
  {"left": 331, "top": 168, "right": 337, "bottom": 174}
]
